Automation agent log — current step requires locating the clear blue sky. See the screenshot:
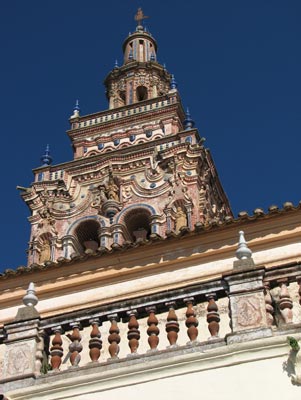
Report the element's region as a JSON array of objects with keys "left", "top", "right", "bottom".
[{"left": 1, "top": 0, "right": 300, "bottom": 269}]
